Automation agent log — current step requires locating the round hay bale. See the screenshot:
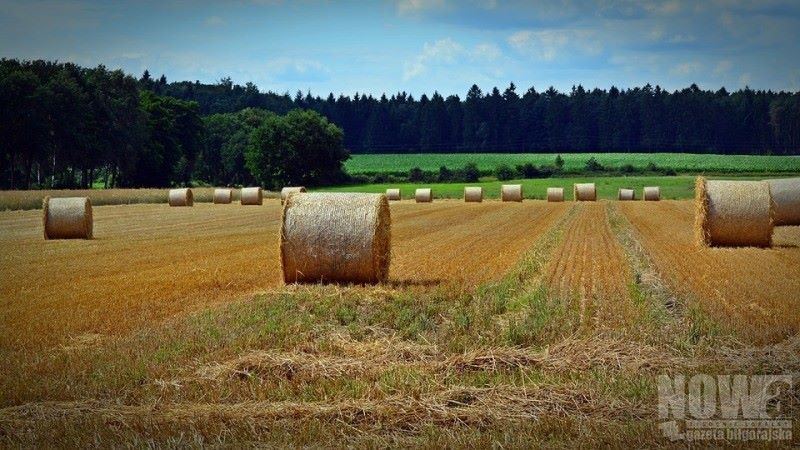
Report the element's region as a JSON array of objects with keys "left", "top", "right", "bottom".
[
  {"left": 280, "top": 192, "right": 391, "bottom": 284},
  {"left": 43, "top": 197, "right": 93, "bottom": 240},
  {"left": 168, "top": 188, "right": 193, "bottom": 207},
  {"left": 546, "top": 187, "right": 564, "bottom": 202},
  {"left": 766, "top": 178, "right": 800, "bottom": 226},
  {"left": 618, "top": 188, "right": 635, "bottom": 201},
  {"left": 281, "top": 186, "right": 306, "bottom": 204},
  {"left": 695, "top": 177, "right": 774, "bottom": 247},
  {"left": 573, "top": 183, "right": 596, "bottom": 201},
  {"left": 386, "top": 188, "right": 401, "bottom": 201},
  {"left": 213, "top": 188, "right": 232, "bottom": 204},
  {"left": 241, "top": 187, "right": 263, "bottom": 205},
  {"left": 643, "top": 186, "right": 661, "bottom": 201},
  {"left": 501, "top": 184, "right": 523, "bottom": 202},
  {"left": 464, "top": 187, "right": 483, "bottom": 202},
  {"left": 415, "top": 188, "right": 433, "bottom": 203}
]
